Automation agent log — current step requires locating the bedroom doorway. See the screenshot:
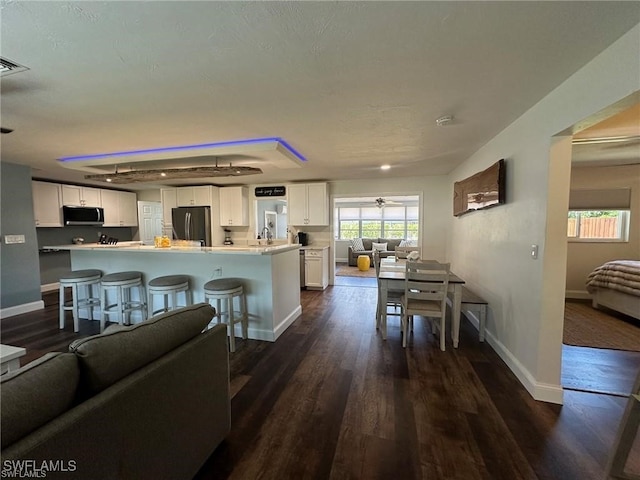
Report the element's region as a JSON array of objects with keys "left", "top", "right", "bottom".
[{"left": 560, "top": 97, "right": 640, "bottom": 397}]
